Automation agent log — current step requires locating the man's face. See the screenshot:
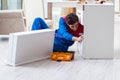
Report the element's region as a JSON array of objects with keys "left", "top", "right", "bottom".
[{"left": 68, "top": 22, "right": 79, "bottom": 31}]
